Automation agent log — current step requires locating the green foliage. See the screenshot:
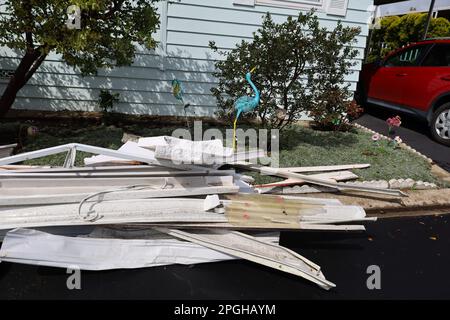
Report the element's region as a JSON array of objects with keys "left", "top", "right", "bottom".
[
  {"left": 98, "top": 89, "right": 120, "bottom": 114},
  {"left": 368, "top": 13, "right": 450, "bottom": 62},
  {"left": 210, "top": 12, "right": 360, "bottom": 131},
  {"left": 0, "top": 0, "right": 160, "bottom": 75},
  {"left": 308, "top": 23, "right": 361, "bottom": 130}
]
